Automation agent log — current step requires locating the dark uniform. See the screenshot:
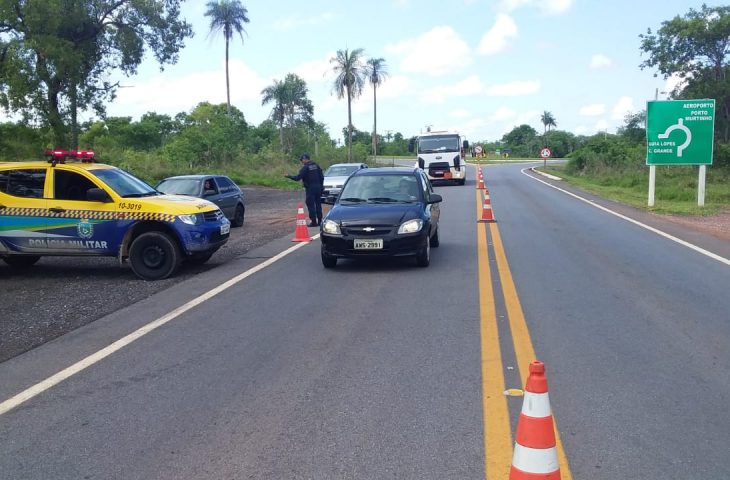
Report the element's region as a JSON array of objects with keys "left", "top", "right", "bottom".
[{"left": 286, "top": 154, "right": 324, "bottom": 226}]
